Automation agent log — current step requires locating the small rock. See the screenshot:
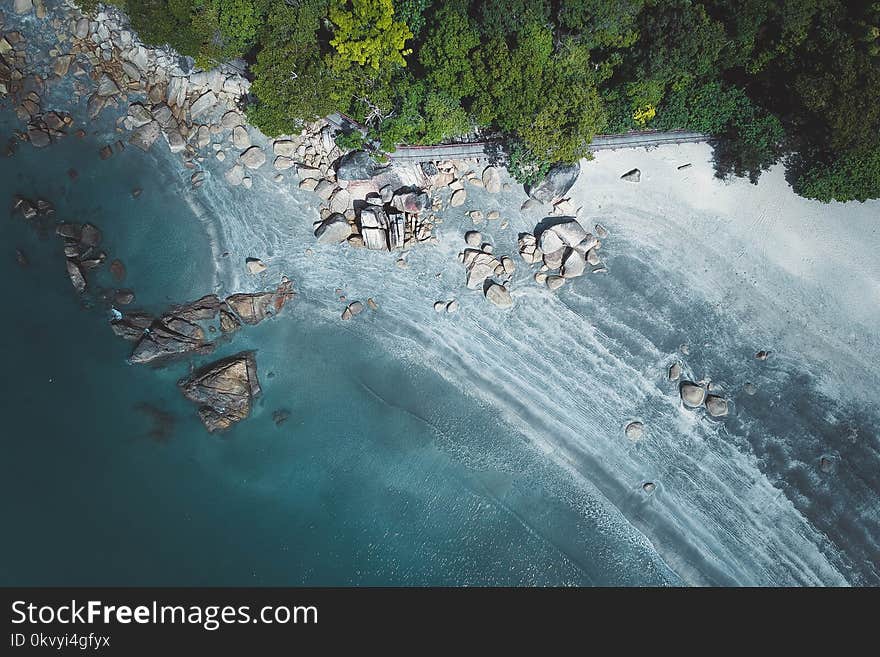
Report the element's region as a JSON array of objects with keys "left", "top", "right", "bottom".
[
  {"left": 625, "top": 421, "right": 644, "bottom": 441},
  {"left": 743, "top": 382, "right": 757, "bottom": 395},
  {"left": 446, "top": 299, "right": 459, "bottom": 313},
  {"left": 240, "top": 146, "right": 266, "bottom": 170},
  {"left": 755, "top": 350, "right": 771, "bottom": 360},
  {"left": 367, "top": 297, "right": 378, "bottom": 310},
  {"left": 433, "top": 301, "right": 446, "bottom": 312},
  {"left": 642, "top": 482, "right": 656, "bottom": 494},
  {"left": 546, "top": 275, "right": 565, "bottom": 291},
  {"left": 668, "top": 362, "right": 681, "bottom": 381},
  {"left": 450, "top": 188, "right": 466, "bottom": 207},
  {"left": 680, "top": 381, "right": 706, "bottom": 407},
  {"left": 621, "top": 168, "right": 641, "bottom": 183},
  {"left": 705, "top": 395, "right": 729, "bottom": 418},
  {"left": 246, "top": 258, "right": 267, "bottom": 275},
  {"left": 484, "top": 282, "right": 513, "bottom": 308}
]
